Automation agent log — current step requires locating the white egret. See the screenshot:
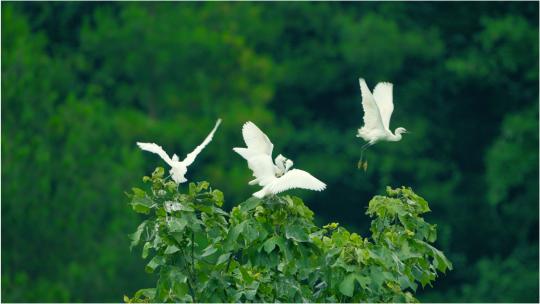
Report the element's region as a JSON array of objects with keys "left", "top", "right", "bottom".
[
  {"left": 137, "top": 118, "right": 222, "bottom": 184},
  {"left": 357, "top": 78, "right": 407, "bottom": 170},
  {"left": 233, "top": 121, "right": 326, "bottom": 198}
]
